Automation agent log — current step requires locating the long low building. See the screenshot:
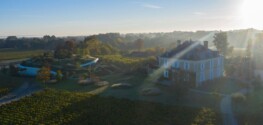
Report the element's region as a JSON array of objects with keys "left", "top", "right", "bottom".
[{"left": 17, "top": 58, "right": 99, "bottom": 77}]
